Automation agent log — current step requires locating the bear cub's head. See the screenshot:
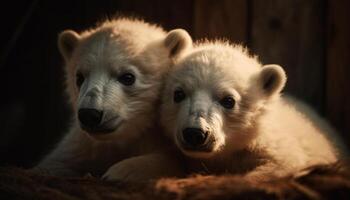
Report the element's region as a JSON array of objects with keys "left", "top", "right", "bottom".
[
  {"left": 161, "top": 41, "right": 286, "bottom": 158},
  {"left": 58, "top": 19, "right": 191, "bottom": 140}
]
